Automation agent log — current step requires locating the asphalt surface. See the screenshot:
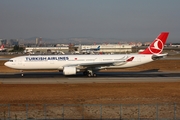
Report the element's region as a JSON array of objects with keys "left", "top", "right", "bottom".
[{"left": 0, "top": 71, "right": 180, "bottom": 84}]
